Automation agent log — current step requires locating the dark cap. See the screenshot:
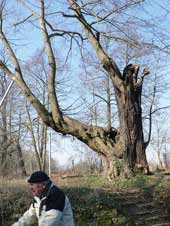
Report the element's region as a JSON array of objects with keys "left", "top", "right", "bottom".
[{"left": 28, "top": 171, "right": 50, "bottom": 183}]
